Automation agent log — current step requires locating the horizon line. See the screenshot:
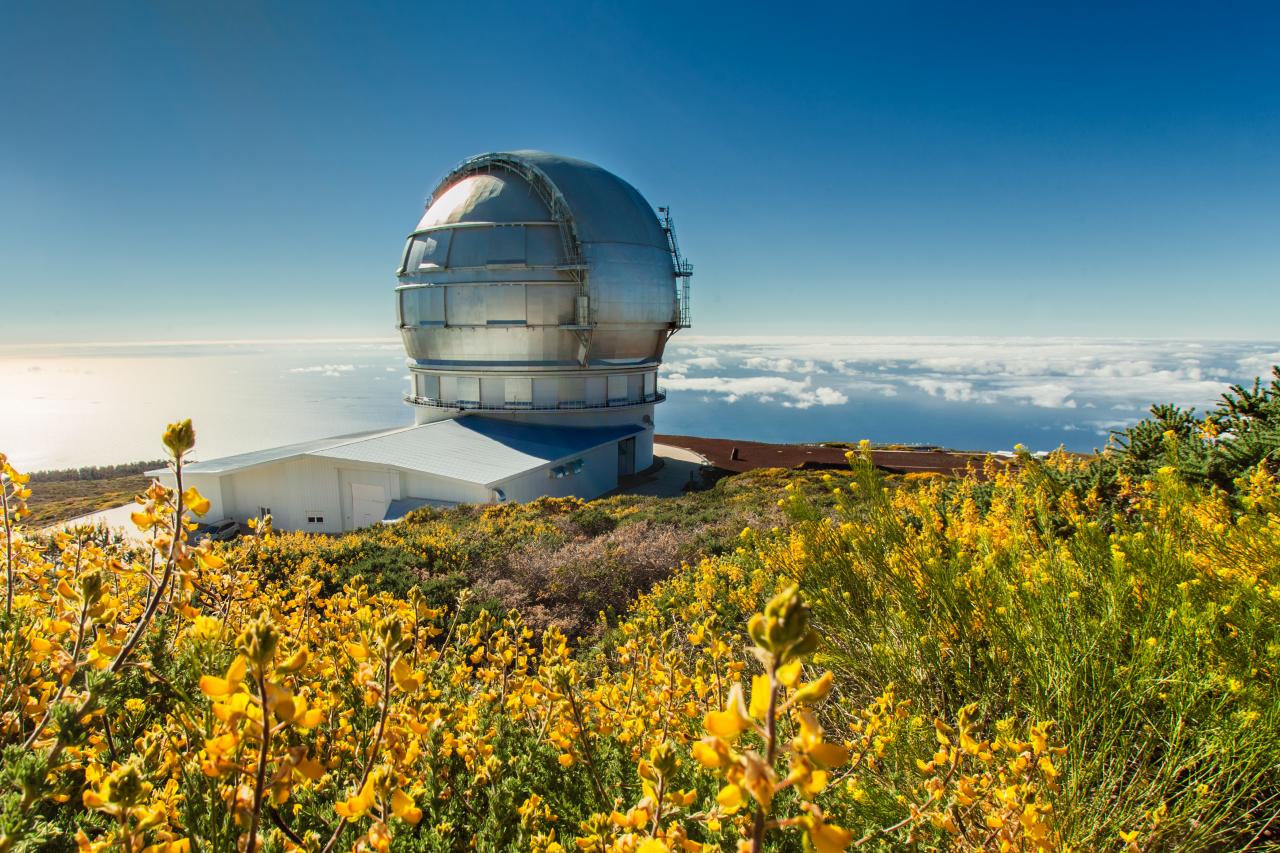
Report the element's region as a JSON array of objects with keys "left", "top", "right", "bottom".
[{"left": 2, "top": 333, "right": 1279, "bottom": 351}]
